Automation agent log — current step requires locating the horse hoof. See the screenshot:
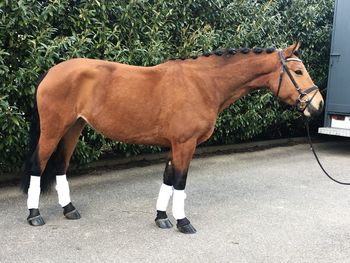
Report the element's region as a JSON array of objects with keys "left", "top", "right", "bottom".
[
  {"left": 64, "top": 209, "right": 81, "bottom": 220},
  {"left": 155, "top": 218, "right": 173, "bottom": 229},
  {"left": 27, "top": 215, "right": 45, "bottom": 226},
  {"left": 63, "top": 202, "right": 81, "bottom": 220},
  {"left": 177, "top": 218, "right": 197, "bottom": 234},
  {"left": 177, "top": 223, "right": 197, "bottom": 234}
]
